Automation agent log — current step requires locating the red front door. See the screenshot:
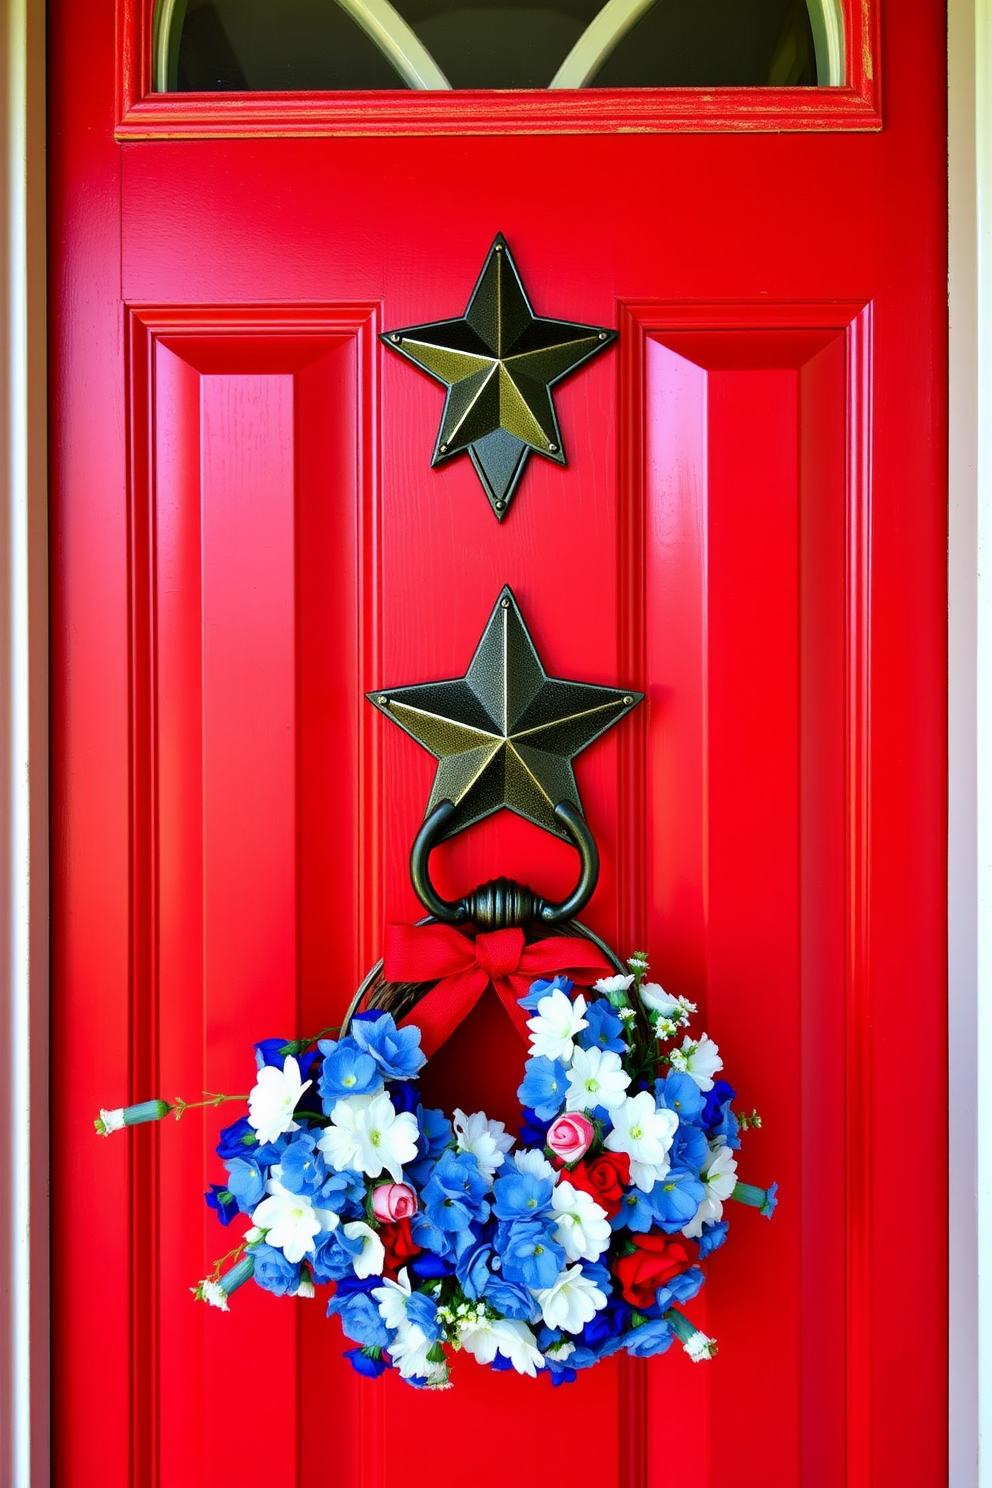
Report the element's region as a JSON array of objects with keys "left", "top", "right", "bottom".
[{"left": 49, "top": 4, "right": 948, "bottom": 1485}]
